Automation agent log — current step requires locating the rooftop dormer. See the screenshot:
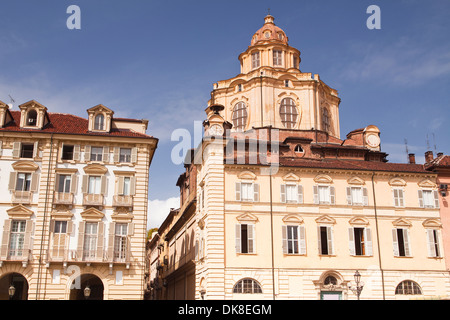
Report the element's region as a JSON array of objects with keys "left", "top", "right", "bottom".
[
  {"left": 87, "top": 104, "right": 114, "bottom": 133},
  {"left": 18, "top": 100, "right": 50, "bottom": 129},
  {"left": 0, "top": 100, "right": 14, "bottom": 128}
]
